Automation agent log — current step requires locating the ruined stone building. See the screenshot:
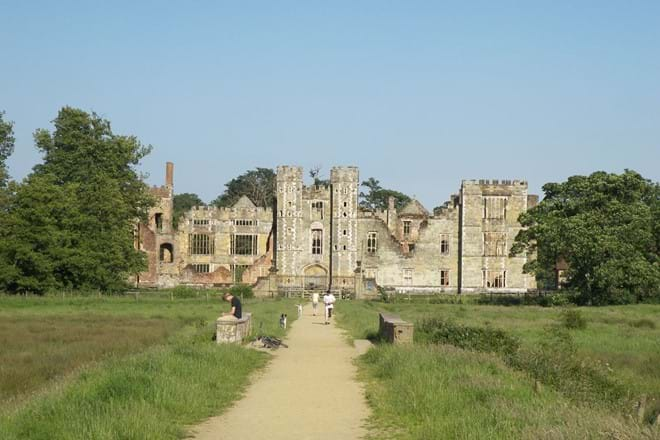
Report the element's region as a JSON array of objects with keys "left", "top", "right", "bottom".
[{"left": 136, "top": 163, "right": 538, "bottom": 296}]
